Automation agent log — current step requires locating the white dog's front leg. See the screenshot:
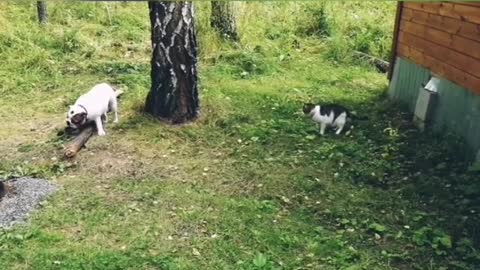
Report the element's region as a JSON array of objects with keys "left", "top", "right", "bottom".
[
  {"left": 109, "top": 96, "right": 119, "bottom": 123},
  {"left": 95, "top": 117, "right": 106, "bottom": 136},
  {"left": 113, "top": 111, "right": 118, "bottom": 123}
]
